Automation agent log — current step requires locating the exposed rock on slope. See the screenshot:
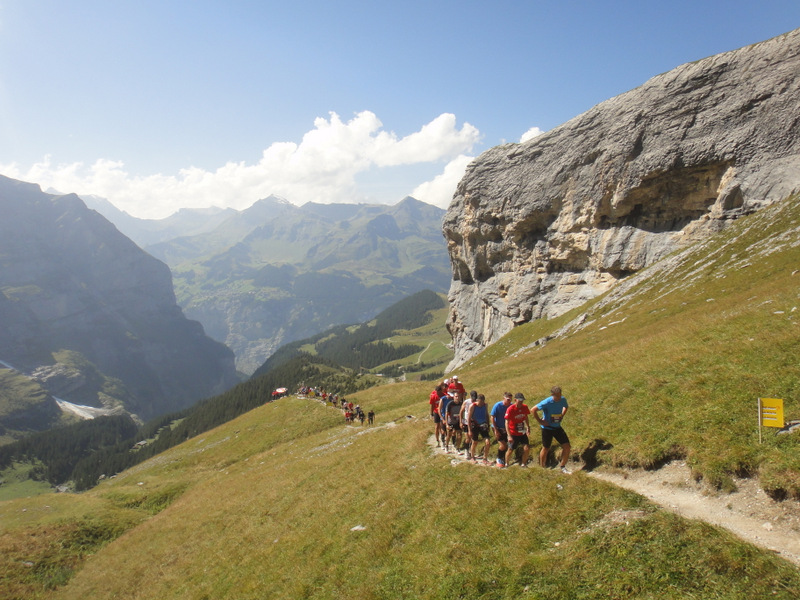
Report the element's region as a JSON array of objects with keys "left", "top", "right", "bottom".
[
  {"left": 0, "top": 176, "right": 238, "bottom": 424},
  {"left": 443, "top": 28, "right": 800, "bottom": 368}
]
